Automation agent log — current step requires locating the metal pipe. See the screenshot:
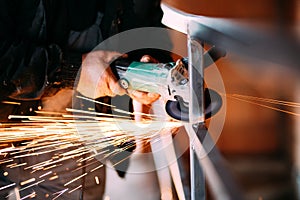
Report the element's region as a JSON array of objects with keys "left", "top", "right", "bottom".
[{"left": 187, "top": 28, "right": 205, "bottom": 200}]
